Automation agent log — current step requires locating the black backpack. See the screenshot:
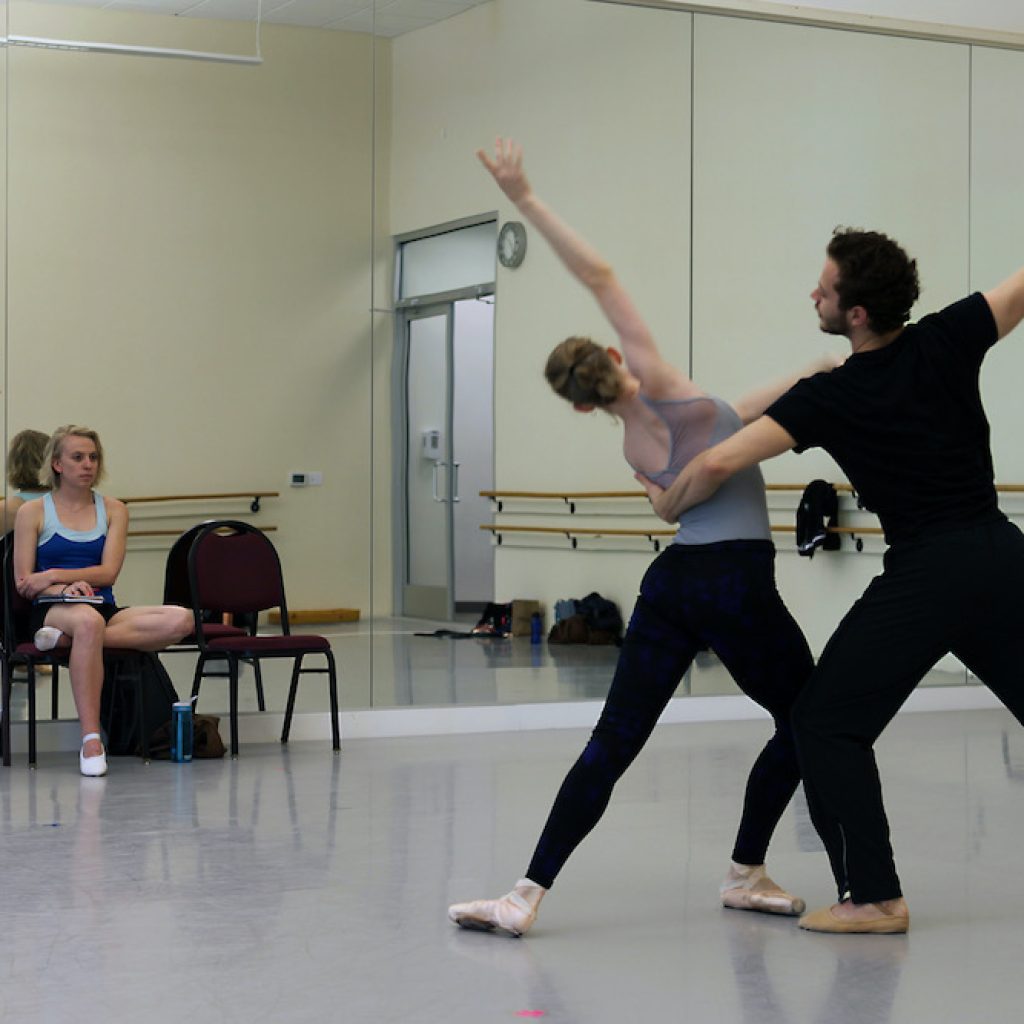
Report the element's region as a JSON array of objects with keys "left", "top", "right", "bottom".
[
  {"left": 796, "top": 480, "right": 841, "bottom": 557},
  {"left": 100, "top": 652, "right": 180, "bottom": 757},
  {"left": 573, "top": 592, "right": 624, "bottom": 644}
]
